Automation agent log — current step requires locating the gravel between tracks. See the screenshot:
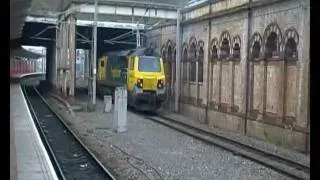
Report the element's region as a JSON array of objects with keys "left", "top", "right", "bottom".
[
  {"left": 158, "top": 109, "right": 310, "bottom": 167},
  {"left": 45, "top": 92, "right": 294, "bottom": 180}
]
